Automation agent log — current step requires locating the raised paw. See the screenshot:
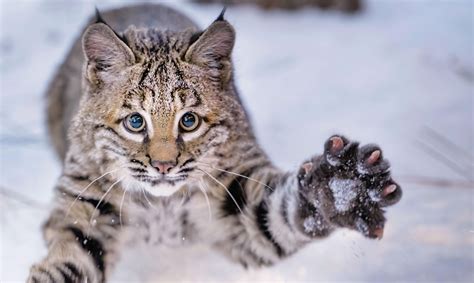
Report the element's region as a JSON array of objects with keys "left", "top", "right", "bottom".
[
  {"left": 298, "top": 135, "right": 402, "bottom": 239},
  {"left": 28, "top": 261, "right": 85, "bottom": 283}
]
